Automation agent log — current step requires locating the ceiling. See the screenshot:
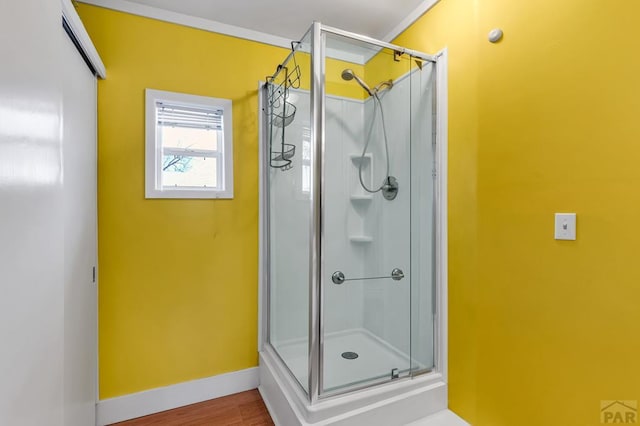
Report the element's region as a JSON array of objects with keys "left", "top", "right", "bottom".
[{"left": 123, "top": 0, "right": 431, "bottom": 42}]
